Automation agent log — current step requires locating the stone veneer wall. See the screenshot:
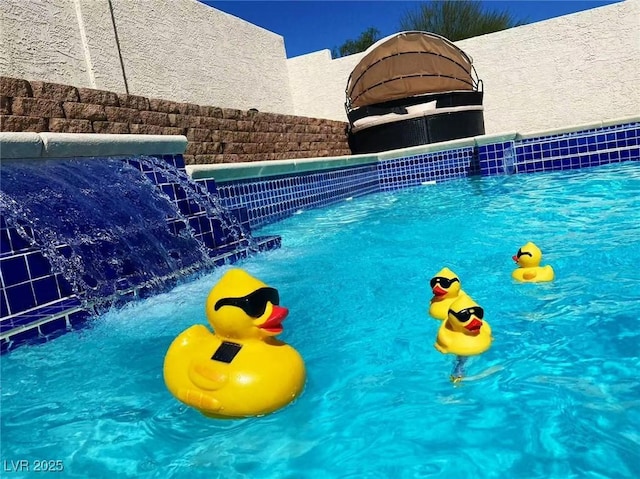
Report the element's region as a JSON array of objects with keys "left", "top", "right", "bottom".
[{"left": 0, "top": 77, "right": 351, "bottom": 165}]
